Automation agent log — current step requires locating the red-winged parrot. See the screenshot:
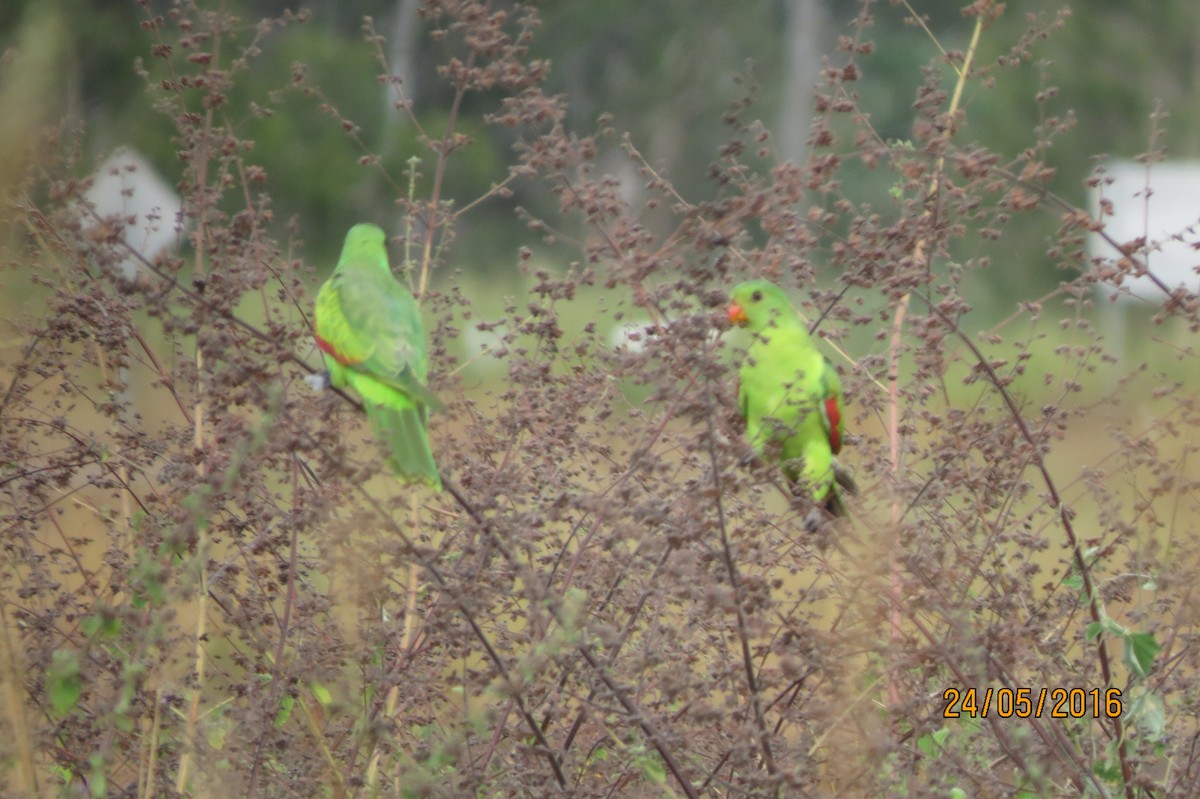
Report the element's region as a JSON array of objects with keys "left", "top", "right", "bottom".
[
  {"left": 314, "top": 223, "right": 442, "bottom": 487},
  {"left": 728, "top": 279, "right": 850, "bottom": 525}
]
